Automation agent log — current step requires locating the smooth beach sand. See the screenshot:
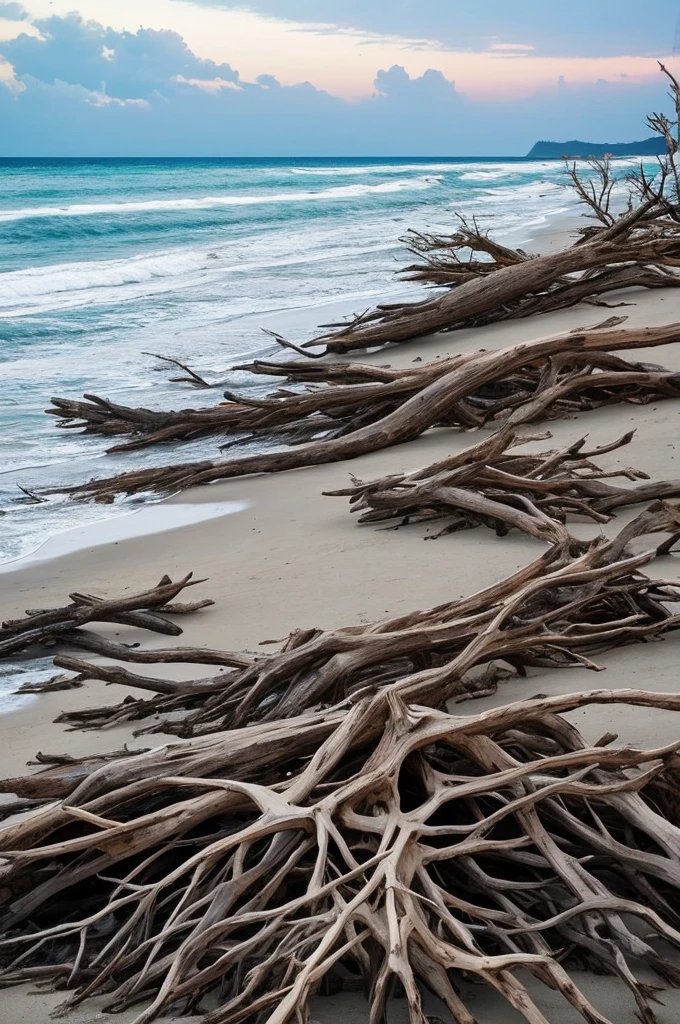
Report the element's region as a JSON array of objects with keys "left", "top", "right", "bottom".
[{"left": 2, "top": 246, "right": 680, "bottom": 1020}]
